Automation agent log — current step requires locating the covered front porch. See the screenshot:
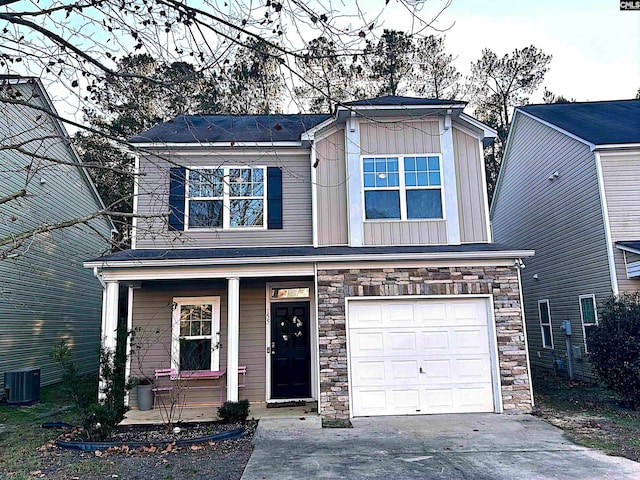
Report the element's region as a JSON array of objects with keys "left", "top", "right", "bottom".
[{"left": 96, "top": 262, "right": 319, "bottom": 413}]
